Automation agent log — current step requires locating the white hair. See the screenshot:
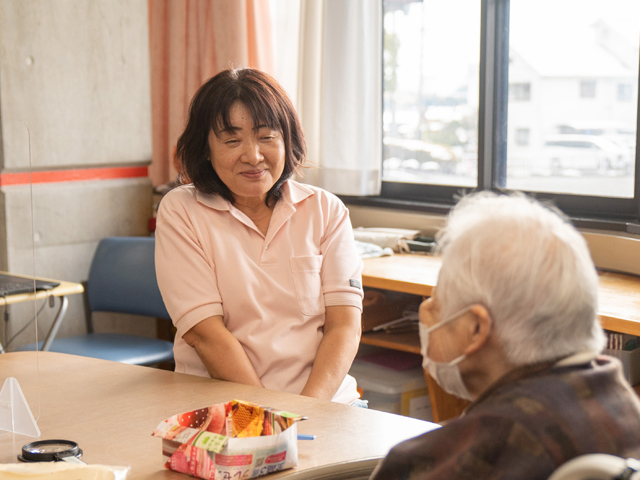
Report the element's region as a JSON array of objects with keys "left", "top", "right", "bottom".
[{"left": 435, "top": 191, "right": 606, "bottom": 365}]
